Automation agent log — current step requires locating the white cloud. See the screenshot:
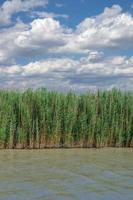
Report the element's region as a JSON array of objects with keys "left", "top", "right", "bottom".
[
  {"left": 0, "top": 18, "right": 71, "bottom": 65},
  {"left": 32, "top": 11, "right": 69, "bottom": 19},
  {"left": 0, "top": 20, "right": 29, "bottom": 65},
  {"left": 29, "top": 5, "right": 133, "bottom": 54},
  {"left": 1, "top": 5, "right": 133, "bottom": 64},
  {"left": 1, "top": 55, "right": 133, "bottom": 91},
  {"left": 0, "top": 4, "right": 133, "bottom": 91},
  {"left": 15, "top": 18, "right": 71, "bottom": 55},
  {"left": 0, "top": 0, "right": 48, "bottom": 25},
  {"left": 71, "top": 5, "right": 133, "bottom": 51}
]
